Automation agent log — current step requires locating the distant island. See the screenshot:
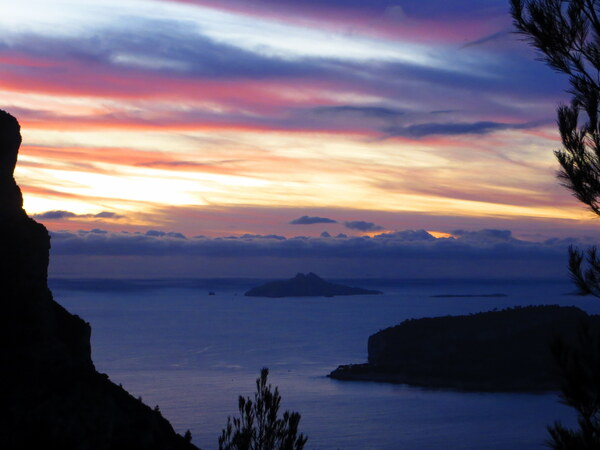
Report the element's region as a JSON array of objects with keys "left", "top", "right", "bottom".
[
  {"left": 244, "top": 272, "right": 383, "bottom": 298},
  {"left": 329, "top": 305, "right": 597, "bottom": 391},
  {"left": 431, "top": 293, "right": 507, "bottom": 298}
]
